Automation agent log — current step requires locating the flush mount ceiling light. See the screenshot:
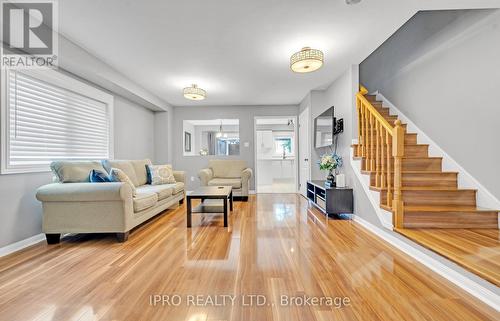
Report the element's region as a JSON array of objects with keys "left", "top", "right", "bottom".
[
  {"left": 183, "top": 84, "right": 206, "bottom": 100},
  {"left": 290, "top": 47, "right": 324, "bottom": 73}
]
